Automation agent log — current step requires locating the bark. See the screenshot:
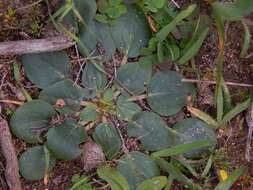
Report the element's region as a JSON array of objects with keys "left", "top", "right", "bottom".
[
  {"left": 0, "top": 36, "right": 74, "bottom": 55},
  {"left": 0, "top": 119, "right": 22, "bottom": 190}
]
